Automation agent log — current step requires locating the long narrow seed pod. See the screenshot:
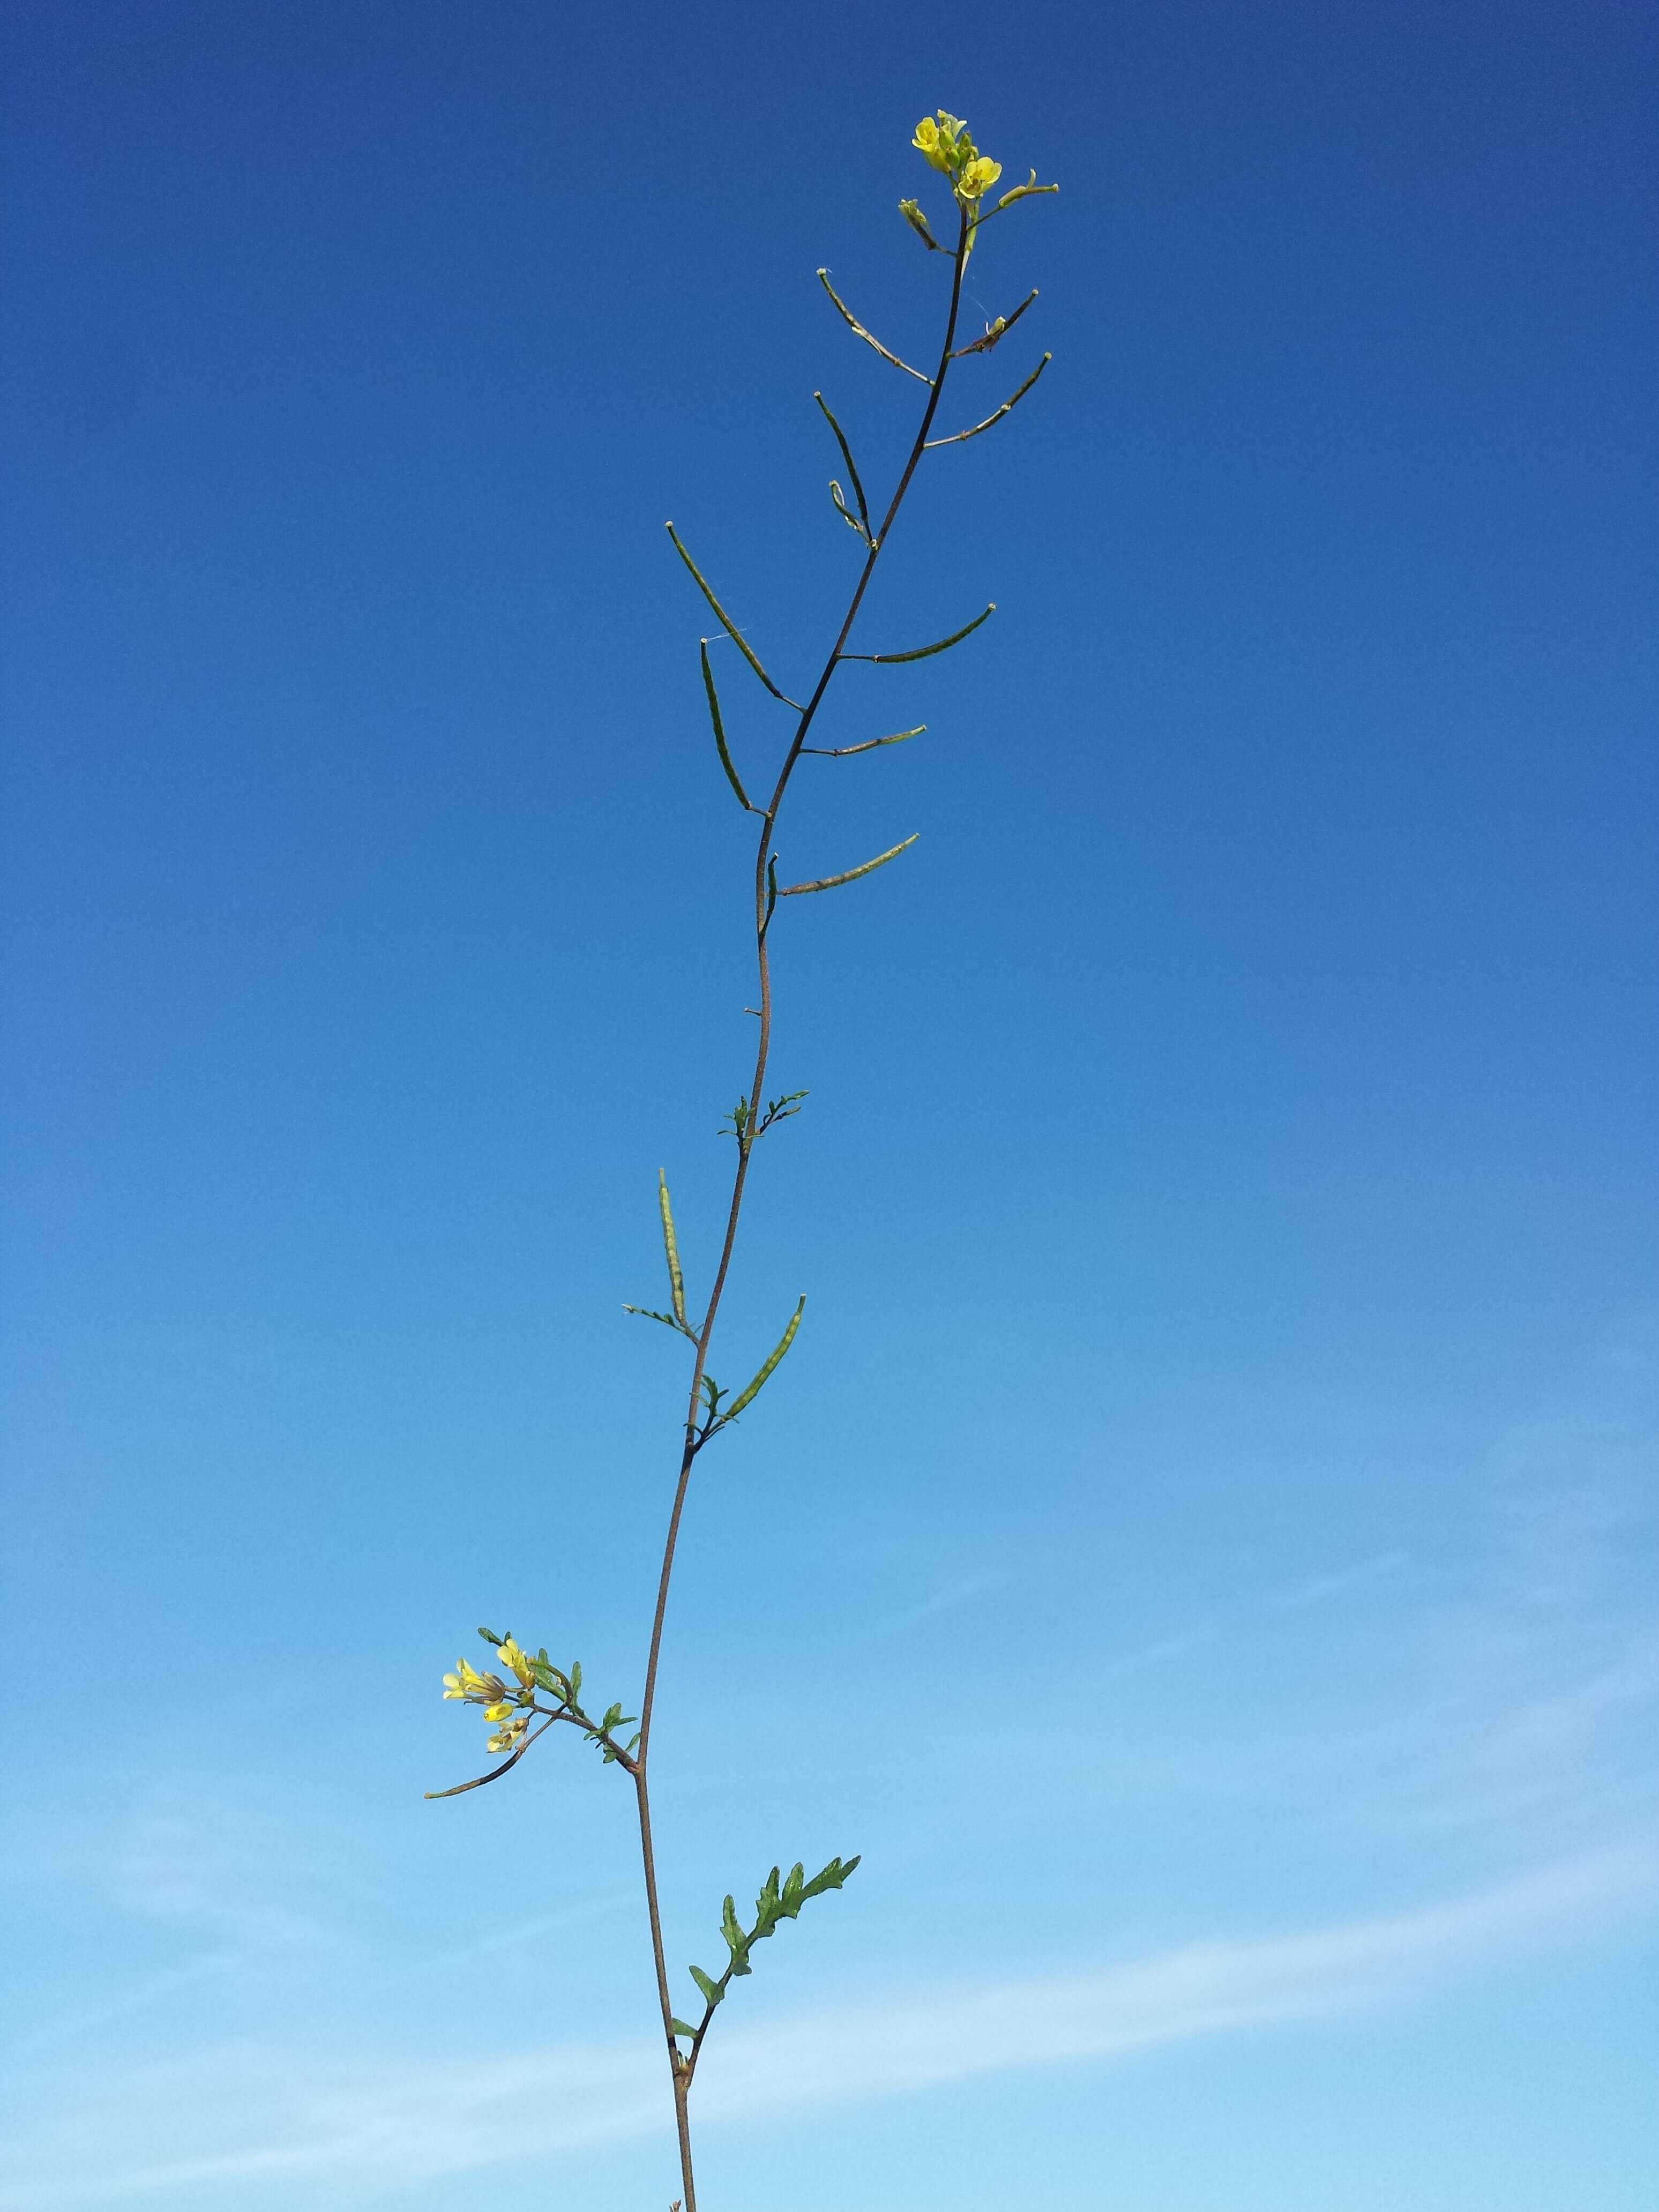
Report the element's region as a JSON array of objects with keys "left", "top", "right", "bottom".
[
  {"left": 840, "top": 604, "right": 995, "bottom": 664},
  {"left": 777, "top": 834, "right": 918, "bottom": 897},
  {"left": 925, "top": 353, "right": 1052, "bottom": 448}
]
